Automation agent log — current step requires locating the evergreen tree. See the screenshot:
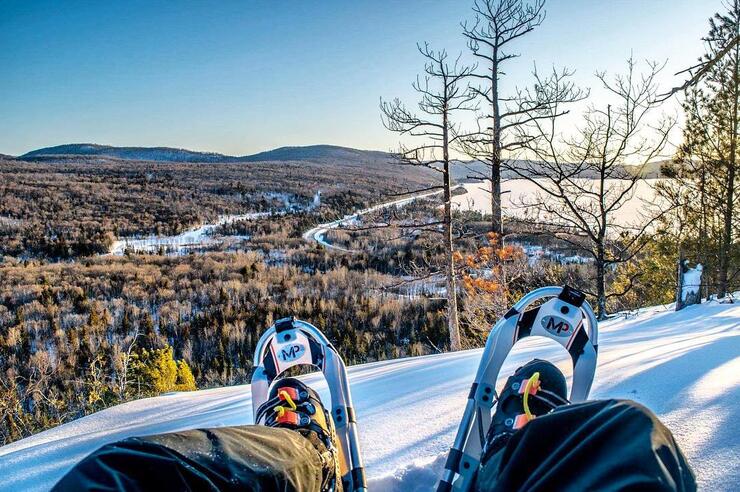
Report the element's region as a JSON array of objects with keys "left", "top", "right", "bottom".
[
  {"left": 662, "top": 0, "right": 740, "bottom": 297},
  {"left": 174, "top": 360, "right": 197, "bottom": 392},
  {"left": 129, "top": 346, "right": 197, "bottom": 396}
]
